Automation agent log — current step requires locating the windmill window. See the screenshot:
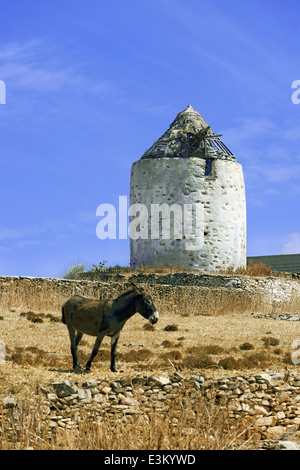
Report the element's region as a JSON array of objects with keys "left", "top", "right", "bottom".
[{"left": 205, "top": 159, "right": 214, "bottom": 177}]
